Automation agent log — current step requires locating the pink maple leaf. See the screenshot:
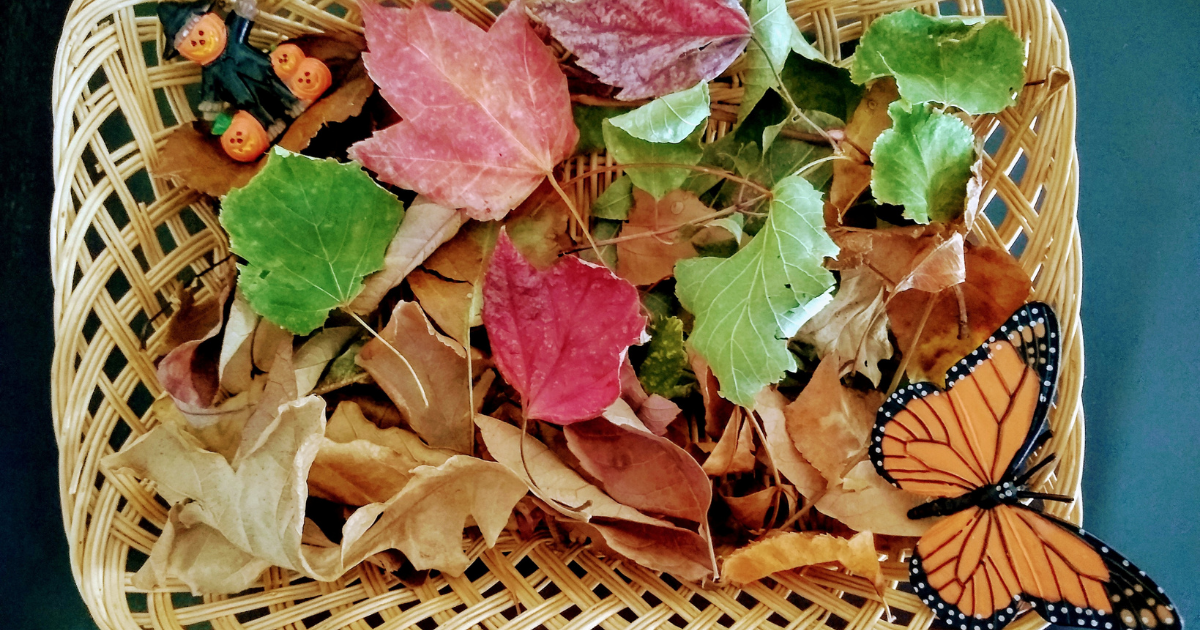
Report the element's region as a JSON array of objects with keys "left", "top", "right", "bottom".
[
  {"left": 528, "top": 0, "right": 751, "bottom": 100},
  {"left": 349, "top": 2, "right": 578, "bottom": 221},
  {"left": 483, "top": 230, "right": 647, "bottom": 424}
]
